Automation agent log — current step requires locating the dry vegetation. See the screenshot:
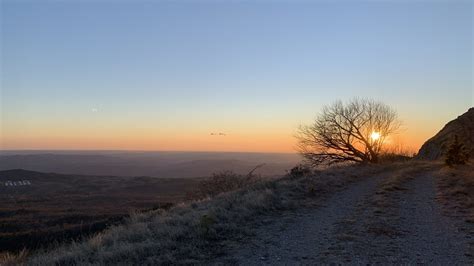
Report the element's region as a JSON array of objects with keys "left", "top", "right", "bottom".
[
  {"left": 359, "top": 160, "right": 472, "bottom": 240},
  {"left": 4, "top": 160, "right": 472, "bottom": 264},
  {"left": 364, "top": 161, "right": 440, "bottom": 237},
  {"left": 434, "top": 163, "right": 474, "bottom": 222},
  {"left": 0, "top": 170, "right": 200, "bottom": 256},
  {"left": 434, "top": 163, "right": 474, "bottom": 260},
  {"left": 375, "top": 162, "right": 437, "bottom": 197},
  {"left": 195, "top": 170, "right": 263, "bottom": 198},
  {"left": 9, "top": 164, "right": 390, "bottom": 265}
]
